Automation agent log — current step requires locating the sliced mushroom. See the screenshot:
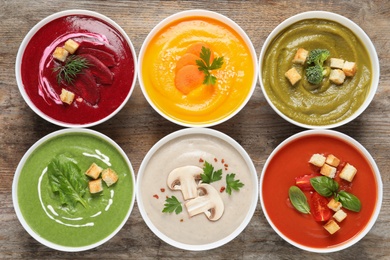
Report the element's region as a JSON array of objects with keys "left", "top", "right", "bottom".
[
  {"left": 167, "top": 166, "right": 202, "bottom": 200},
  {"left": 185, "top": 183, "right": 224, "bottom": 221}
]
